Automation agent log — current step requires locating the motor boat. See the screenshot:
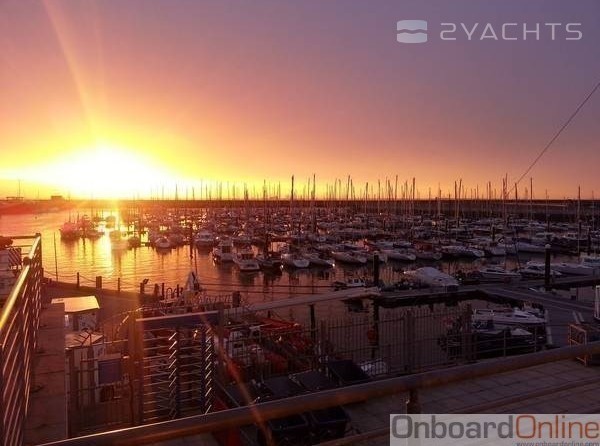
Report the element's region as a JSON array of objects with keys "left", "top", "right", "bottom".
[
  {"left": 581, "top": 254, "right": 600, "bottom": 270},
  {"left": 518, "top": 261, "right": 562, "bottom": 278},
  {"left": 330, "top": 251, "right": 368, "bottom": 265},
  {"left": 550, "top": 262, "right": 596, "bottom": 276},
  {"left": 472, "top": 308, "right": 546, "bottom": 327},
  {"left": 195, "top": 230, "right": 216, "bottom": 248},
  {"left": 303, "top": 252, "right": 335, "bottom": 268},
  {"left": 477, "top": 266, "right": 521, "bottom": 282},
  {"left": 414, "top": 249, "right": 443, "bottom": 261},
  {"left": 256, "top": 253, "right": 283, "bottom": 270},
  {"left": 59, "top": 221, "right": 81, "bottom": 240},
  {"left": 381, "top": 248, "right": 416, "bottom": 262},
  {"left": 499, "top": 241, "right": 546, "bottom": 254},
  {"left": 234, "top": 246, "right": 260, "bottom": 272},
  {"left": 212, "top": 238, "right": 235, "bottom": 262},
  {"left": 333, "top": 277, "right": 366, "bottom": 290},
  {"left": 404, "top": 267, "right": 459, "bottom": 289},
  {"left": 441, "top": 245, "right": 485, "bottom": 258},
  {"left": 281, "top": 253, "right": 310, "bottom": 268},
  {"left": 154, "top": 235, "right": 172, "bottom": 250}
]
